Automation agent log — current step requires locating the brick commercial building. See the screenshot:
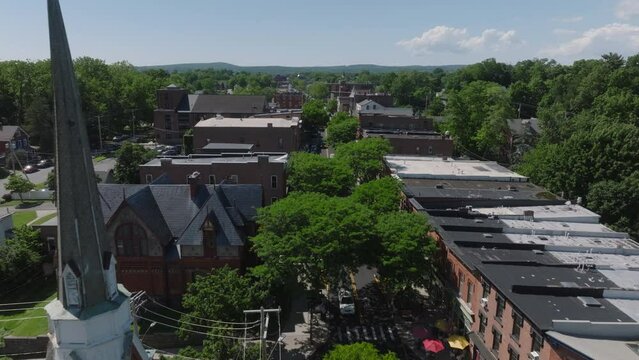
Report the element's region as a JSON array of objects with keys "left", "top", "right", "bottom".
[
  {"left": 34, "top": 182, "right": 262, "bottom": 305},
  {"left": 363, "top": 130, "right": 454, "bottom": 157},
  {"left": 386, "top": 155, "right": 639, "bottom": 360},
  {"left": 139, "top": 153, "right": 288, "bottom": 204},
  {"left": 359, "top": 114, "right": 435, "bottom": 131},
  {"left": 193, "top": 116, "right": 301, "bottom": 153},
  {"left": 273, "top": 91, "right": 304, "bottom": 109},
  {"left": 154, "top": 85, "right": 267, "bottom": 144}
]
